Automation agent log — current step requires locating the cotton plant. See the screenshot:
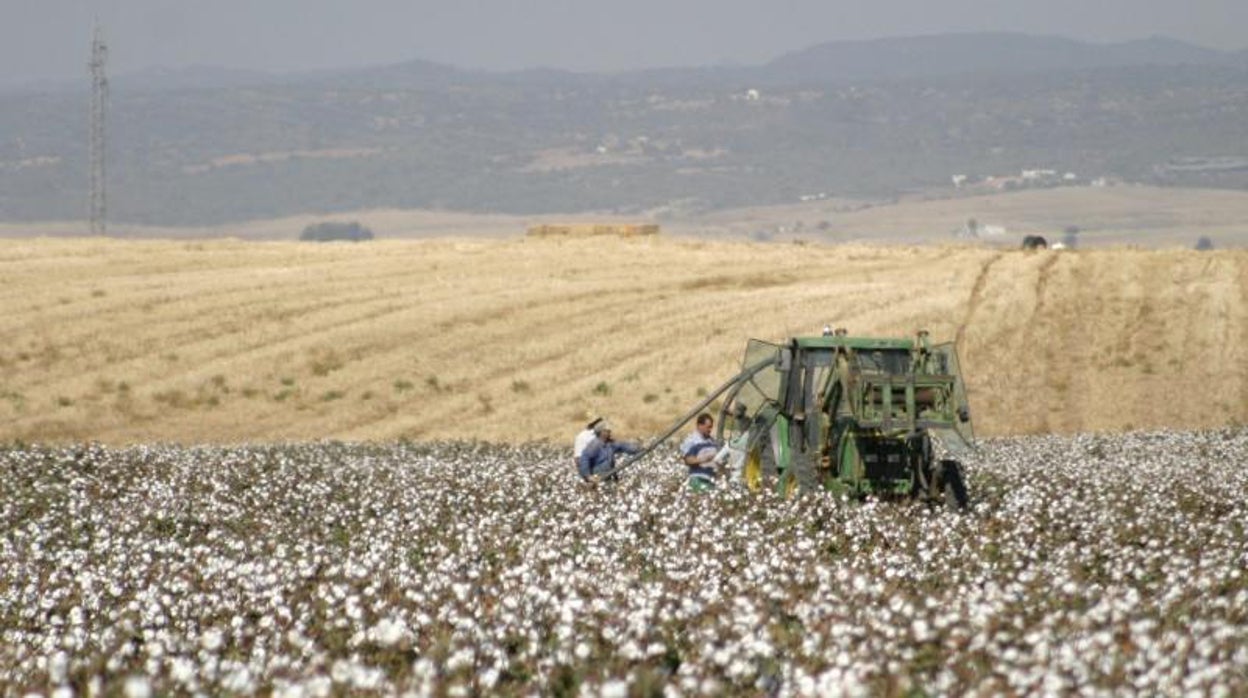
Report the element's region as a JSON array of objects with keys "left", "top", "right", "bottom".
[{"left": 0, "top": 432, "right": 1246, "bottom": 695}]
